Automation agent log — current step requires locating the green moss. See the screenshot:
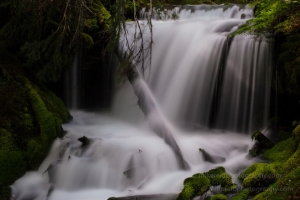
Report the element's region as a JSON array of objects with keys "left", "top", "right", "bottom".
[
  {"left": 239, "top": 126, "right": 300, "bottom": 199},
  {"left": 26, "top": 80, "right": 57, "bottom": 141},
  {"left": 283, "top": 143, "right": 300, "bottom": 173},
  {"left": 251, "top": 130, "right": 261, "bottom": 141},
  {"left": 34, "top": 83, "right": 71, "bottom": 123},
  {"left": 263, "top": 138, "right": 297, "bottom": 163},
  {"left": 230, "top": 189, "right": 249, "bottom": 200},
  {"left": 241, "top": 163, "right": 277, "bottom": 193},
  {"left": 91, "top": 0, "right": 111, "bottom": 30},
  {"left": 211, "top": 194, "right": 227, "bottom": 200},
  {"left": 253, "top": 166, "right": 300, "bottom": 200},
  {"left": 204, "top": 166, "right": 236, "bottom": 193},
  {"left": 0, "top": 57, "right": 70, "bottom": 198},
  {"left": 177, "top": 173, "right": 210, "bottom": 200}
]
